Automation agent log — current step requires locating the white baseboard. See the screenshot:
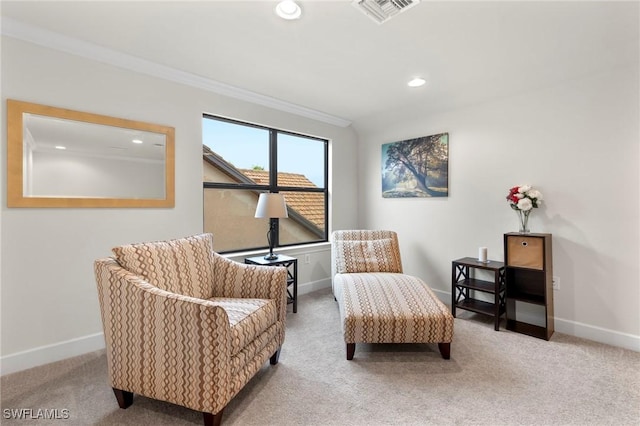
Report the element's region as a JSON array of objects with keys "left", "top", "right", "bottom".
[
  {"left": 1, "top": 279, "right": 332, "bottom": 376},
  {"left": 4, "top": 284, "right": 636, "bottom": 376},
  {"left": 1, "top": 332, "right": 106, "bottom": 376},
  {"left": 554, "top": 318, "right": 640, "bottom": 352},
  {"left": 431, "top": 288, "right": 640, "bottom": 352},
  {"left": 430, "top": 288, "right": 451, "bottom": 305},
  {"left": 298, "top": 277, "right": 331, "bottom": 295}
]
